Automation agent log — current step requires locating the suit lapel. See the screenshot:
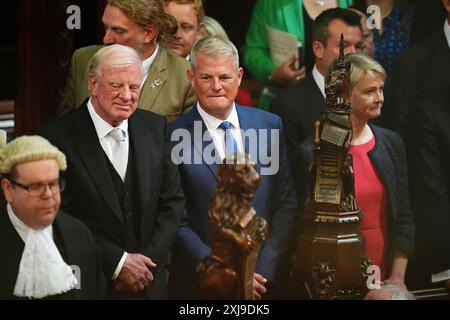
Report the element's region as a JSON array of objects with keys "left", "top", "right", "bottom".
[
  {"left": 236, "top": 105, "right": 262, "bottom": 174},
  {"left": 52, "top": 214, "right": 78, "bottom": 299},
  {"left": 368, "top": 127, "right": 396, "bottom": 219},
  {"left": 138, "top": 48, "right": 167, "bottom": 110},
  {"left": 74, "top": 105, "right": 124, "bottom": 224},
  {"left": 306, "top": 75, "right": 325, "bottom": 114},
  {"left": 188, "top": 106, "right": 218, "bottom": 180},
  {"left": 128, "top": 112, "right": 152, "bottom": 222}
]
